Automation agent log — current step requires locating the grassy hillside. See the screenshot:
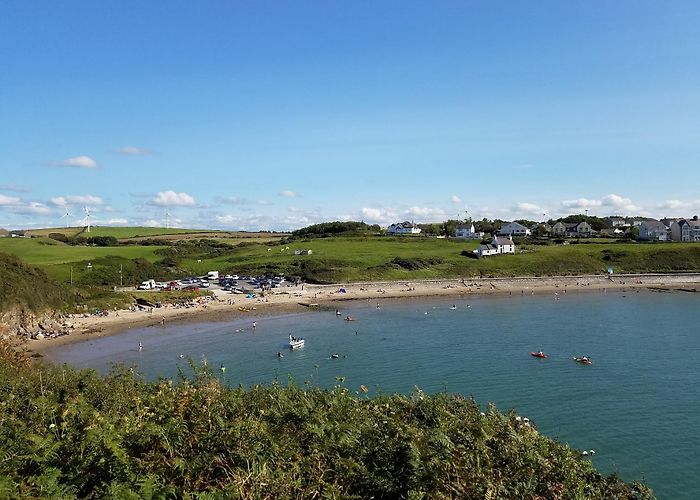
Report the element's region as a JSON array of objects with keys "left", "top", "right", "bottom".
[
  {"left": 27, "top": 226, "right": 212, "bottom": 239},
  {"left": 2, "top": 234, "right": 700, "bottom": 286},
  {"left": 0, "top": 252, "right": 73, "bottom": 313},
  {"left": 0, "top": 348, "right": 653, "bottom": 499},
  {"left": 176, "top": 237, "right": 700, "bottom": 283}
]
